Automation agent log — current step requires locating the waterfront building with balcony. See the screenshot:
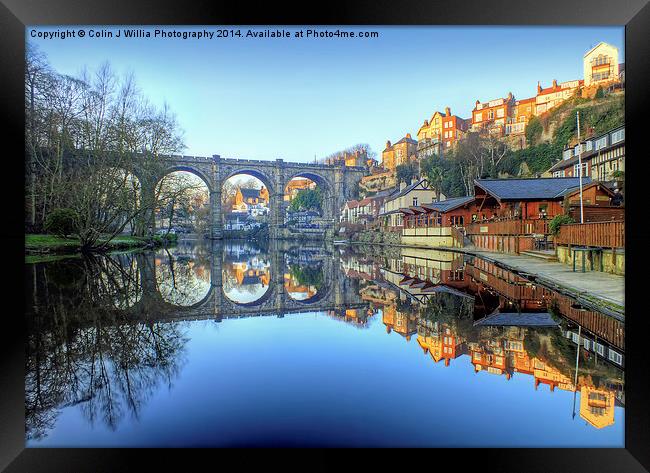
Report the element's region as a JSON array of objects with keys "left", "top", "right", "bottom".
[
  {"left": 399, "top": 177, "right": 615, "bottom": 253},
  {"left": 378, "top": 177, "right": 440, "bottom": 229}
]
